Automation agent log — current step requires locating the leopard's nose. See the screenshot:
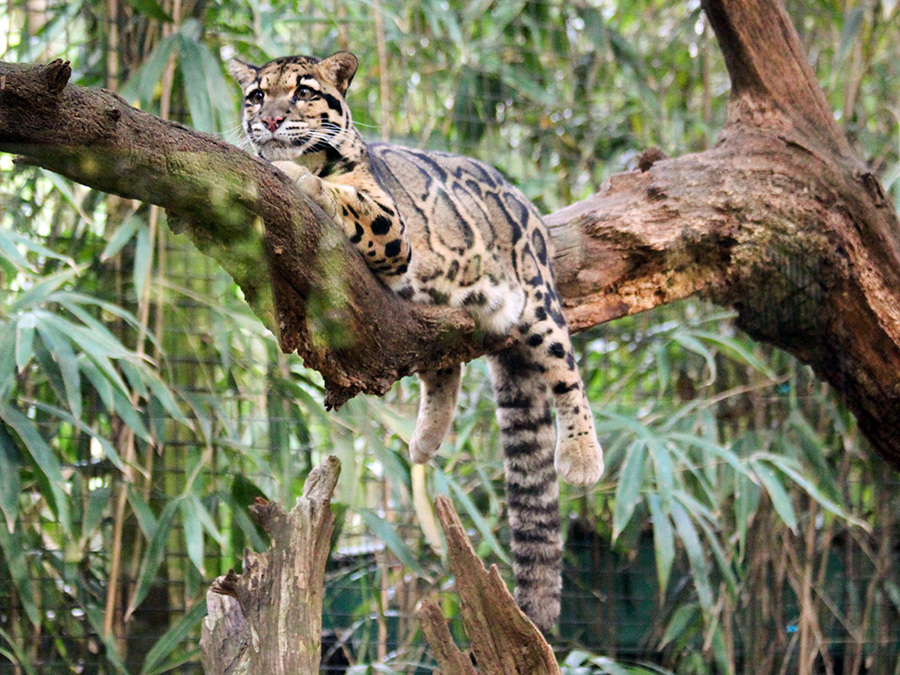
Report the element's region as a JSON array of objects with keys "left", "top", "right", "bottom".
[{"left": 261, "top": 116, "right": 284, "bottom": 132}]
